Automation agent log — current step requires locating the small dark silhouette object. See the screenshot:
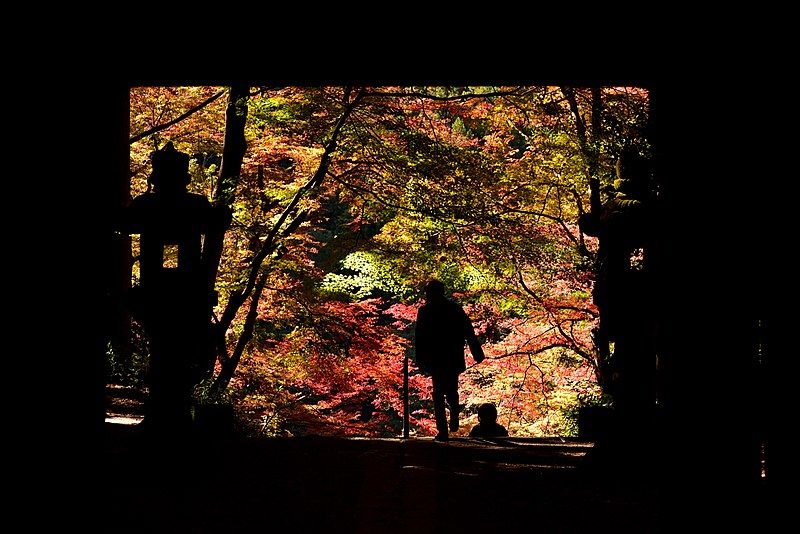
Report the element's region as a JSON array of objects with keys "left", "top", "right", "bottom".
[
  {"left": 415, "top": 279, "right": 484, "bottom": 441},
  {"left": 469, "top": 403, "right": 508, "bottom": 438},
  {"left": 120, "top": 142, "right": 231, "bottom": 433}
]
